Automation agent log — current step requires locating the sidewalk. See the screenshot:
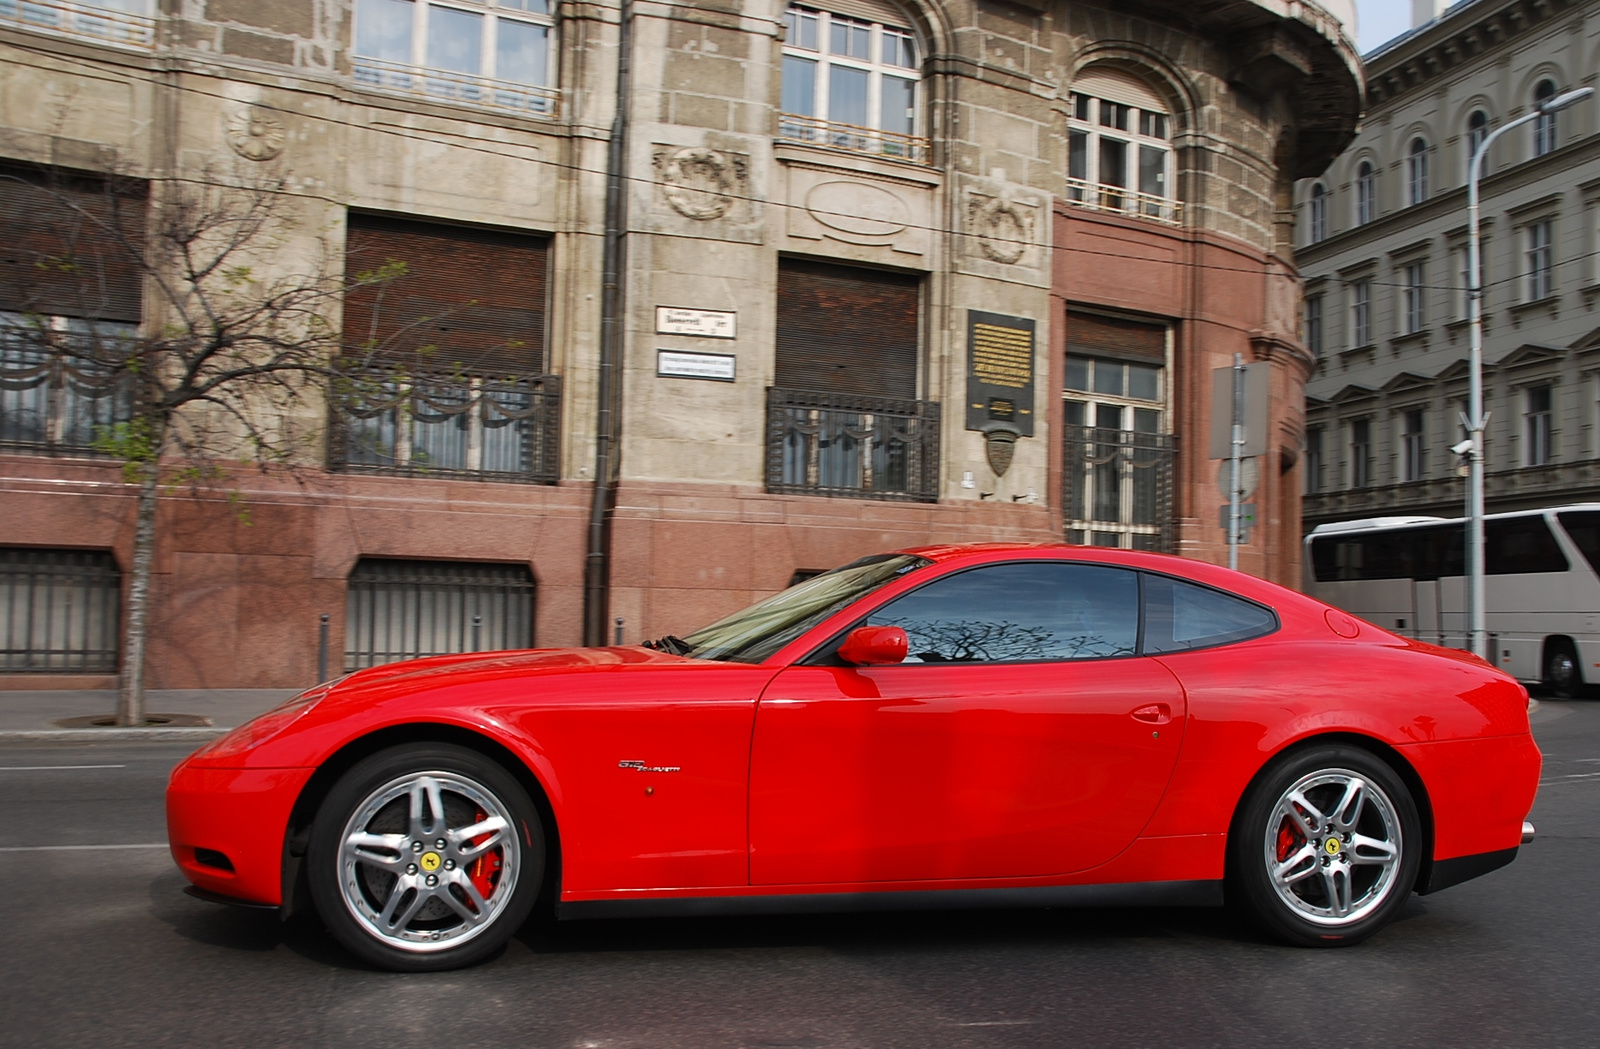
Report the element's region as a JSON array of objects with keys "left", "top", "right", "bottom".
[{"left": 0, "top": 689, "right": 298, "bottom": 742}]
